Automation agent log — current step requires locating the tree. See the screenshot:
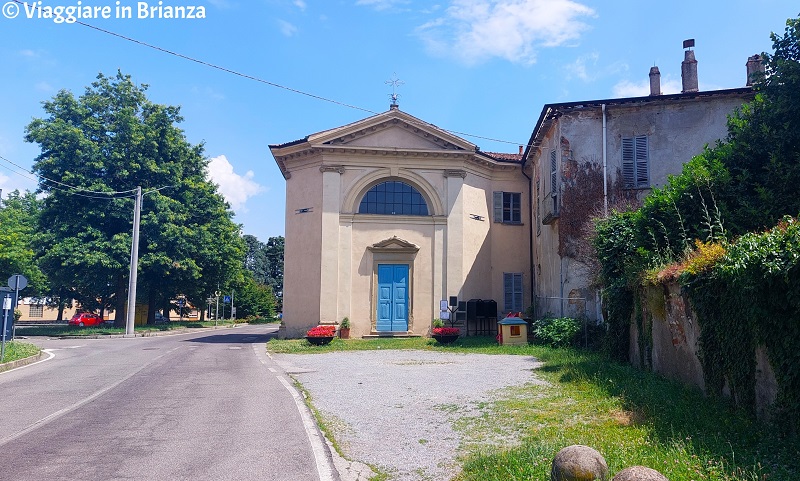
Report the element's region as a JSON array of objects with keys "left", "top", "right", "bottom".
[
  {"left": 25, "top": 71, "right": 244, "bottom": 325},
  {"left": 0, "top": 190, "right": 47, "bottom": 296},
  {"left": 233, "top": 274, "right": 277, "bottom": 319},
  {"left": 263, "top": 236, "right": 284, "bottom": 296},
  {"left": 719, "top": 15, "right": 800, "bottom": 233}
]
